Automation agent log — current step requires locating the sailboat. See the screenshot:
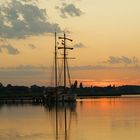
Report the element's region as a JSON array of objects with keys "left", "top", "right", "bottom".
[{"left": 46, "top": 32, "right": 77, "bottom": 102}]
